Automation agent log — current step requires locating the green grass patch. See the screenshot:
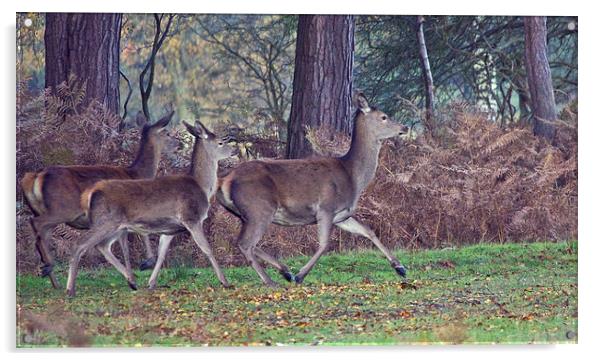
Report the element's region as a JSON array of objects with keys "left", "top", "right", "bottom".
[{"left": 16, "top": 241, "right": 578, "bottom": 347}]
